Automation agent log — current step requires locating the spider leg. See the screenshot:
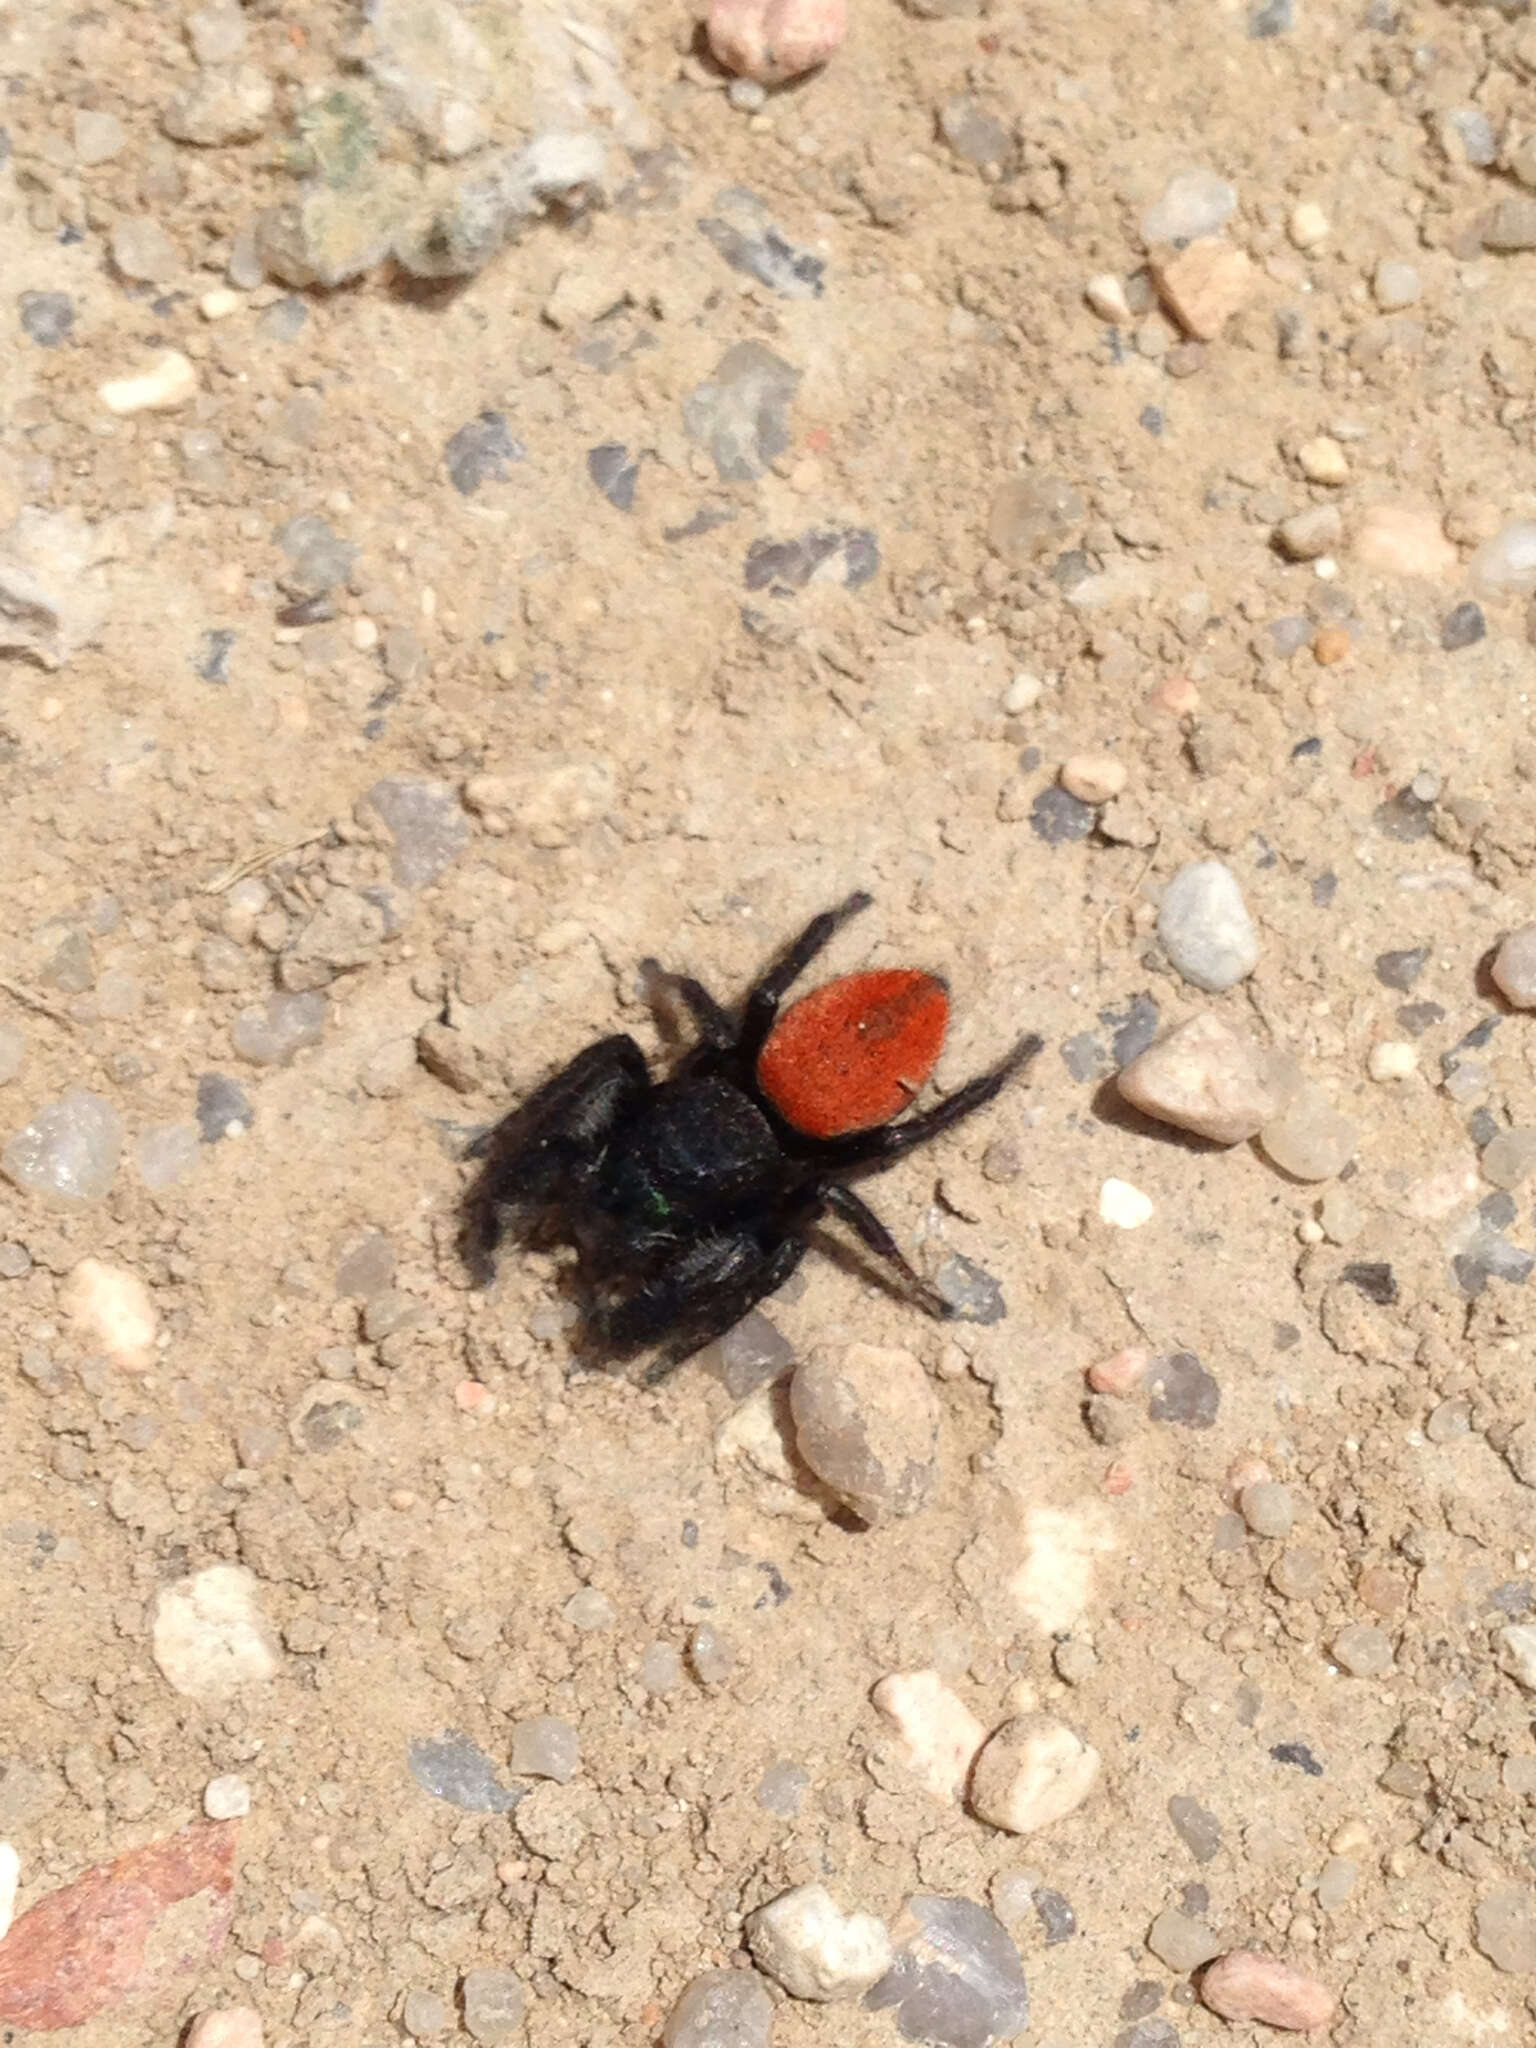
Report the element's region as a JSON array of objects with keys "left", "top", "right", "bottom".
[
  {"left": 637, "top": 959, "right": 735, "bottom": 1049},
  {"left": 588, "top": 1229, "right": 808, "bottom": 1382},
  {"left": 461, "top": 1035, "right": 650, "bottom": 1280},
  {"left": 737, "top": 889, "right": 874, "bottom": 1064},
  {"left": 809, "top": 1031, "right": 1044, "bottom": 1171},
  {"left": 817, "top": 1182, "right": 951, "bottom": 1318}
]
